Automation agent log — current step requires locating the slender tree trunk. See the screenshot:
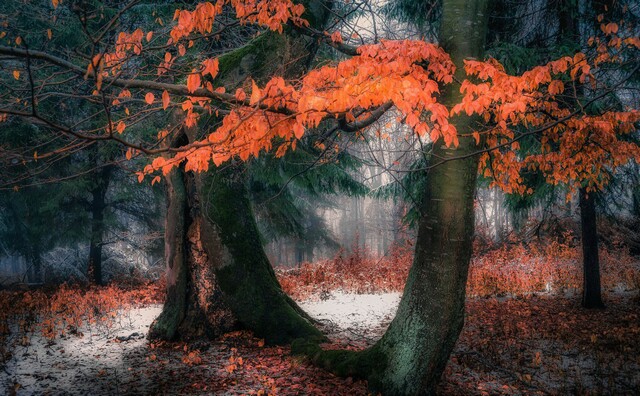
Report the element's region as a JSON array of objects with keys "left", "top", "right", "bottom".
[
  {"left": 150, "top": 0, "right": 330, "bottom": 344},
  {"left": 559, "top": 1, "right": 606, "bottom": 309},
  {"left": 295, "top": 243, "right": 304, "bottom": 265},
  {"left": 579, "top": 188, "right": 604, "bottom": 308},
  {"left": 27, "top": 251, "right": 42, "bottom": 284},
  {"left": 87, "top": 166, "right": 112, "bottom": 285},
  {"left": 295, "top": 1, "right": 489, "bottom": 394}
]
